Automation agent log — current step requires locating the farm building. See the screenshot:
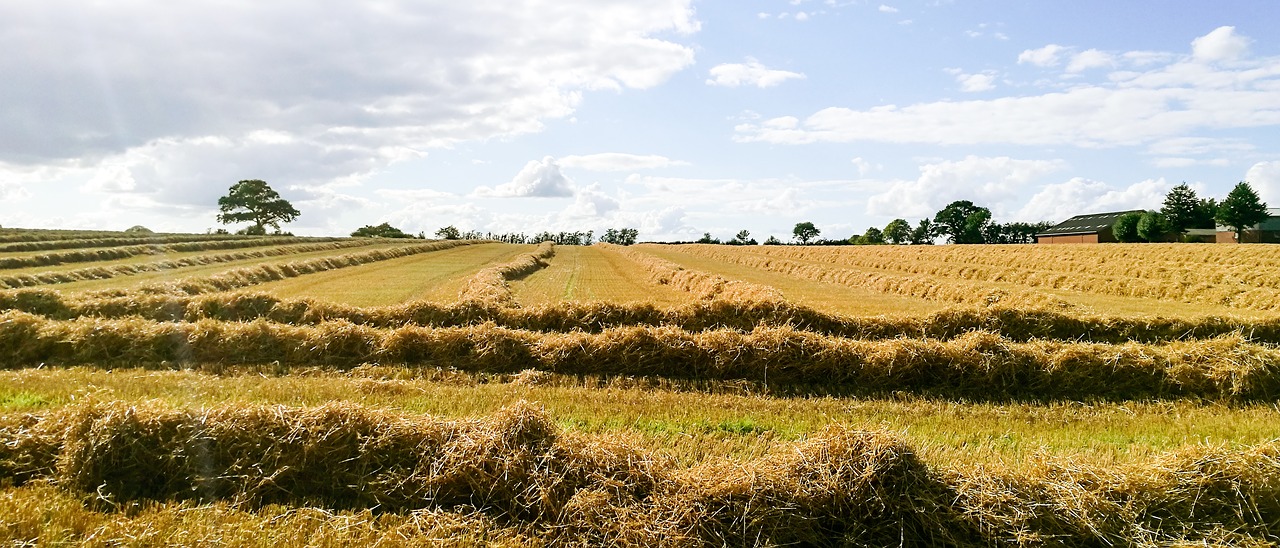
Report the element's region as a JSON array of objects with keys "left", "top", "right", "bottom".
[
  {"left": 1216, "top": 208, "right": 1280, "bottom": 243},
  {"left": 1034, "top": 210, "right": 1143, "bottom": 244}
]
